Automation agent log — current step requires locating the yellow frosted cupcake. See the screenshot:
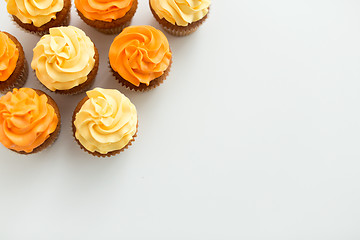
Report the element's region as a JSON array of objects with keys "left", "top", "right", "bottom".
[
  {"left": 72, "top": 88, "right": 138, "bottom": 157},
  {"left": 109, "top": 25, "right": 172, "bottom": 91},
  {"left": 31, "top": 26, "right": 99, "bottom": 95},
  {"left": 0, "top": 88, "right": 60, "bottom": 154},
  {"left": 5, "top": 0, "right": 71, "bottom": 35},
  {"left": 0, "top": 32, "right": 28, "bottom": 93},
  {"left": 149, "top": 0, "right": 211, "bottom": 36},
  {"left": 75, "top": 0, "right": 138, "bottom": 34}
]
